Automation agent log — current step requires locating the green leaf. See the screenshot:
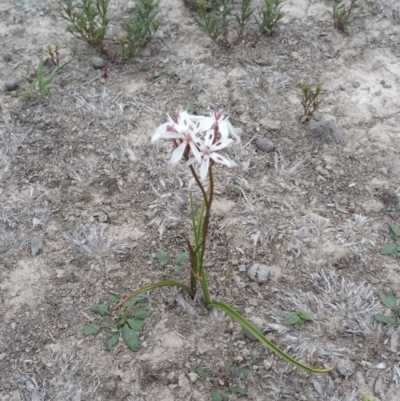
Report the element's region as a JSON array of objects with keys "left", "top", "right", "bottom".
[
  {"left": 195, "top": 365, "right": 208, "bottom": 379},
  {"left": 173, "top": 265, "right": 181, "bottom": 272},
  {"left": 156, "top": 251, "right": 169, "bottom": 264},
  {"left": 238, "top": 367, "right": 251, "bottom": 379},
  {"left": 374, "top": 314, "right": 397, "bottom": 325},
  {"left": 390, "top": 224, "right": 400, "bottom": 238},
  {"left": 296, "top": 309, "right": 314, "bottom": 321},
  {"left": 380, "top": 243, "right": 398, "bottom": 255},
  {"left": 284, "top": 312, "right": 301, "bottom": 325},
  {"left": 124, "top": 295, "right": 143, "bottom": 309},
  {"left": 231, "top": 387, "right": 247, "bottom": 395},
  {"left": 127, "top": 318, "right": 145, "bottom": 331},
  {"left": 378, "top": 292, "right": 398, "bottom": 313},
  {"left": 132, "top": 307, "right": 151, "bottom": 320},
  {"left": 294, "top": 320, "right": 305, "bottom": 331},
  {"left": 175, "top": 252, "right": 188, "bottom": 265},
  {"left": 211, "top": 390, "right": 229, "bottom": 401},
  {"left": 91, "top": 303, "right": 109, "bottom": 316},
  {"left": 108, "top": 293, "right": 120, "bottom": 303},
  {"left": 106, "top": 332, "right": 120, "bottom": 350},
  {"left": 390, "top": 231, "right": 398, "bottom": 241},
  {"left": 83, "top": 323, "right": 100, "bottom": 335},
  {"left": 122, "top": 324, "right": 139, "bottom": 351}
]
